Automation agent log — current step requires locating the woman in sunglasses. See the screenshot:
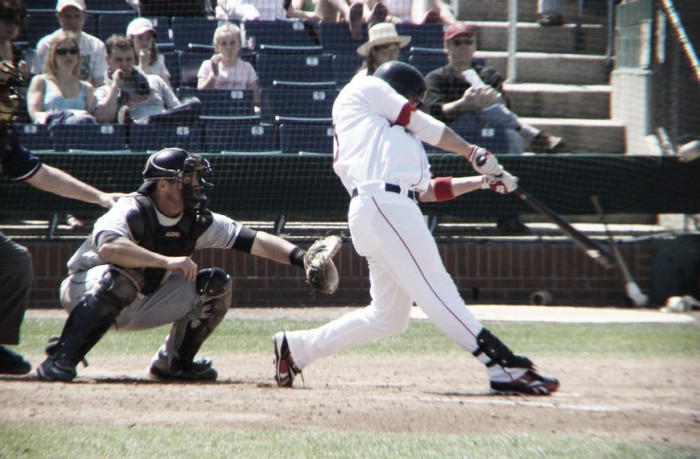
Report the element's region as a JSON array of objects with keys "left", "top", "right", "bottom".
[{"left": 27, "top": 30, "right": 97, "bottom": 126}]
